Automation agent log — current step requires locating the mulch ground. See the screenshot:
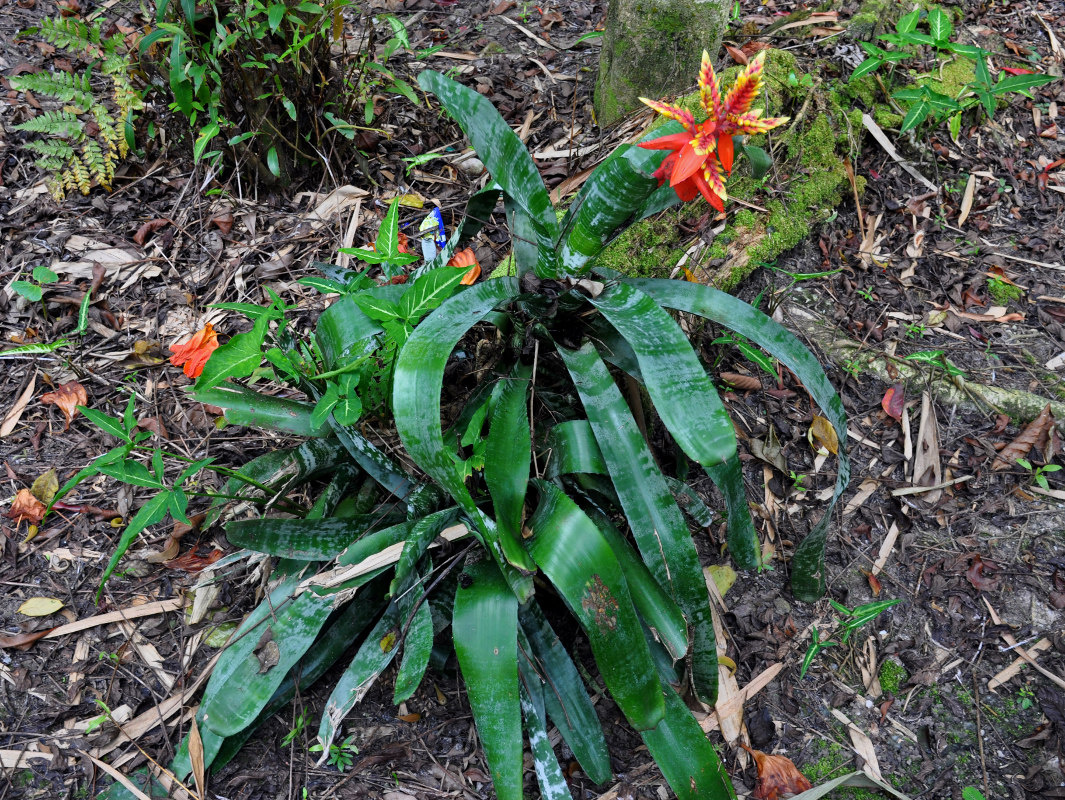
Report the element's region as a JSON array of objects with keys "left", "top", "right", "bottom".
[{"left": 2, "top": 0, "right": 1065, "bottom": 798}]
